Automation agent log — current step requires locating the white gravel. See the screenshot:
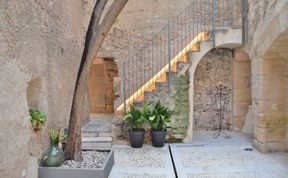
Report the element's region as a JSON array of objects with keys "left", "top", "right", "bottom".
[
  {"left": 61, "top": 151, "right": 109, "bottom": 169},
  {"left": 113, "top": 145, "right": 166, "bottom": 168}
]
